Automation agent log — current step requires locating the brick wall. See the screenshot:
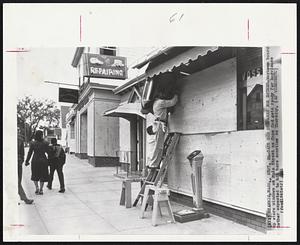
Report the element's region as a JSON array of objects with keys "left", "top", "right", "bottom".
[{"left": 170, "top": 191, "right": 266, "bottom": 233}]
